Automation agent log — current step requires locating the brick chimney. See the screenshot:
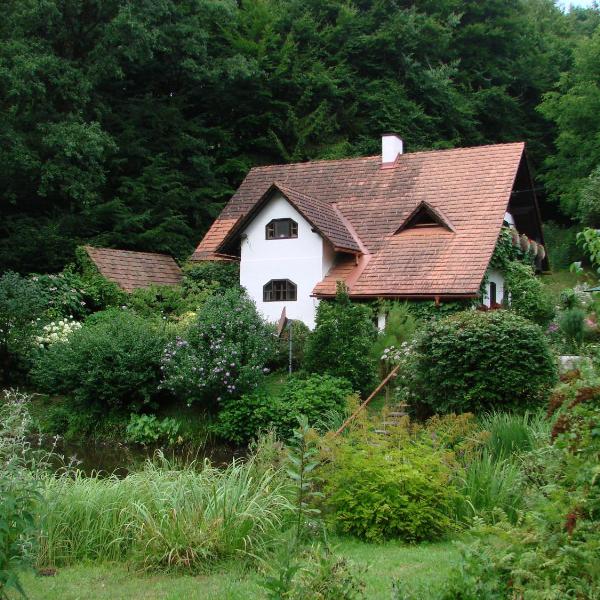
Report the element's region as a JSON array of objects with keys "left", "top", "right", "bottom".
[{"left": 381, "top": 133, "right": 403, "bottom": 167}]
